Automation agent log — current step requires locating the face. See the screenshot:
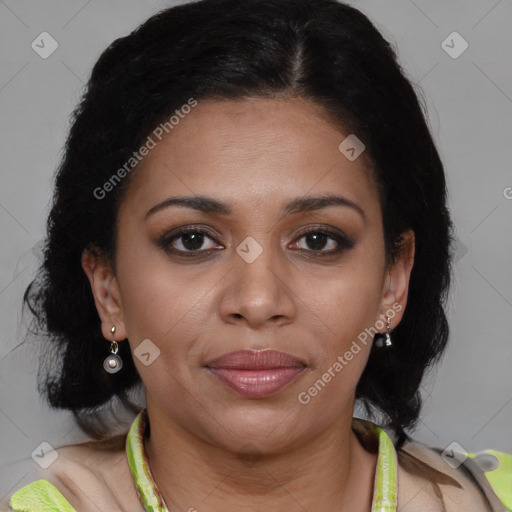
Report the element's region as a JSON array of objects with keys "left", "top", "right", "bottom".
[{"left": 83, "top": 96, "right": 414, "bottom": 454}]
